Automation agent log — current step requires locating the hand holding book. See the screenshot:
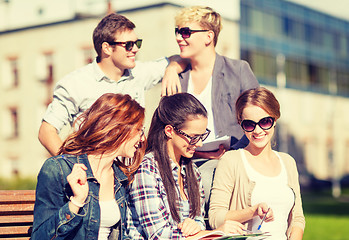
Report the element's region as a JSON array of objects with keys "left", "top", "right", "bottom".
[{"left": 191, "top": 220, "right": 269, "bottom": 240}]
